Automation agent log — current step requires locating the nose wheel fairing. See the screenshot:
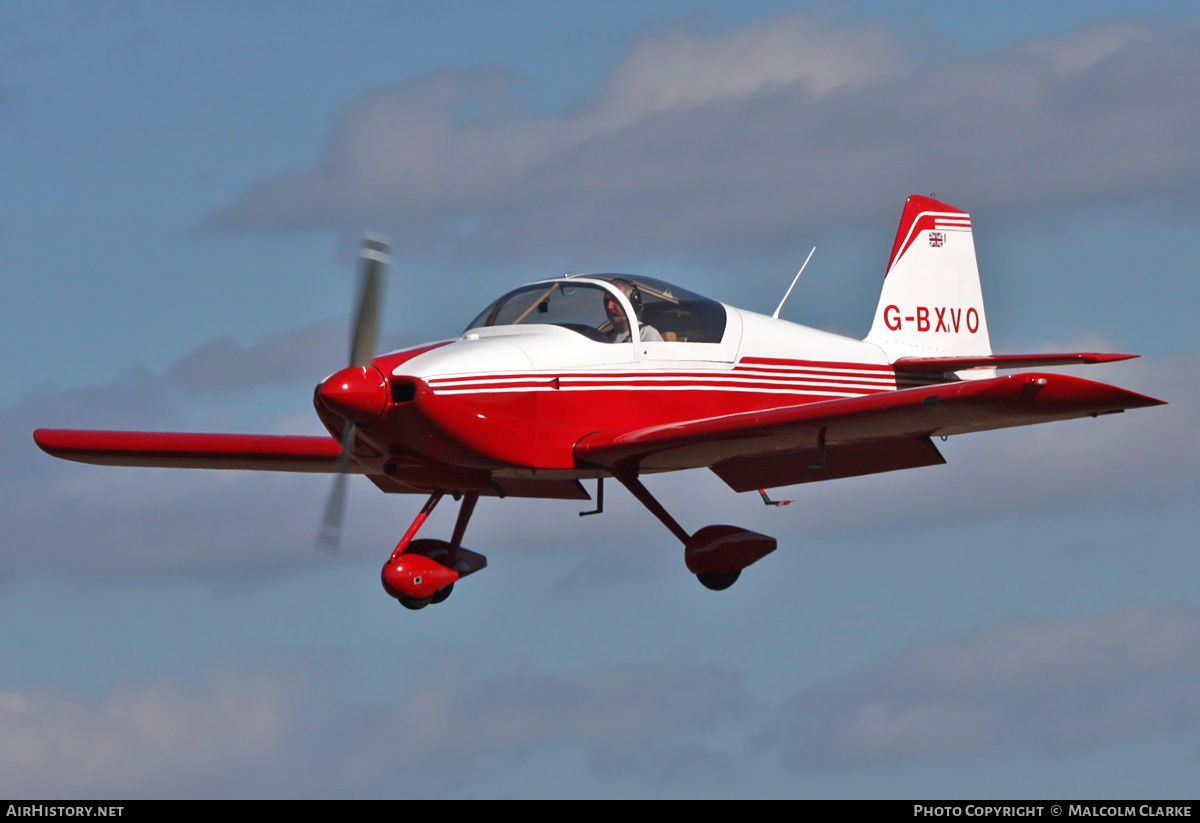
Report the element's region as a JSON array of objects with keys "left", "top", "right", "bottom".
[{"left": 380, "top": 491, "right": 487, "bottom": 607}]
